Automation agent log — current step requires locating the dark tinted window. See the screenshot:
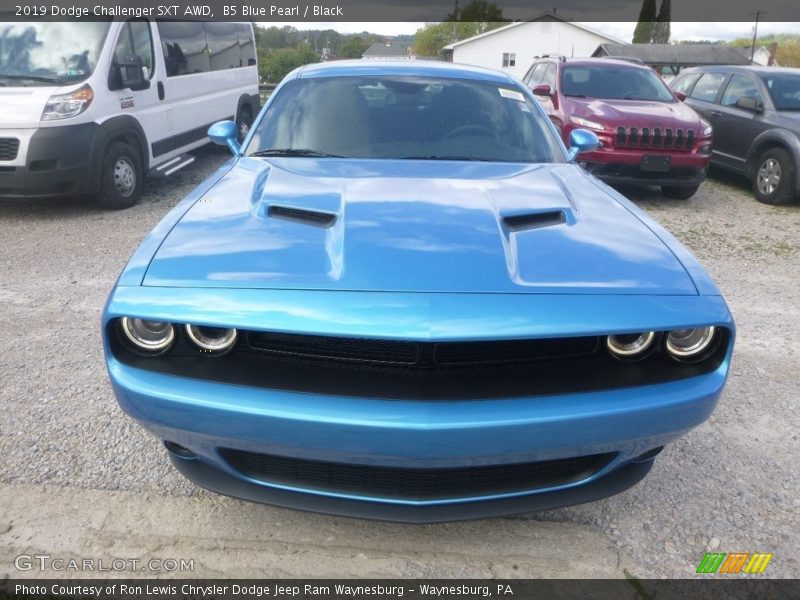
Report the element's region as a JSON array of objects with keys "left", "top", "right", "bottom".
[
  {"left": 562, "top": 65, "right": 674, "bottom": 101},
  {"left": 760, "top": 73, "right": 800, "bottom": 110},
  {"left": 721, "top": 74, "right": 761, "bottom": 106},
  {"left": 112, "top": 20, "right": 154, "bottom": 77},
  {"left": 157, "top": 21, "right": 210, "bottom": 76},
  {"left": 238, "top": 23, "right": 256, "bottom": 67},
  {"left": 671, "top": 72, "right": 700, "bottom": 95},
  {"left": 247, "top": 76, "right": 564, "bottom": 163},
  {"left": 689, "top": 72, "right": 726, "bottom": 102}
]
